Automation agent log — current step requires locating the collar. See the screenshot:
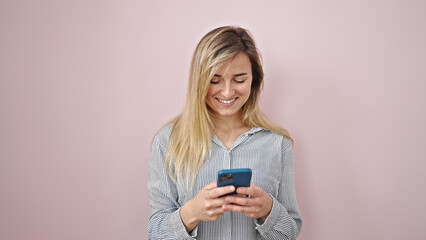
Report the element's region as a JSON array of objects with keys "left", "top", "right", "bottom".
[
  {"left": 244, "top": 127, "right": 264, "bottom": 136},
  {"left": 212, "top": 127, "right": 266, "bottom": 150}
]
